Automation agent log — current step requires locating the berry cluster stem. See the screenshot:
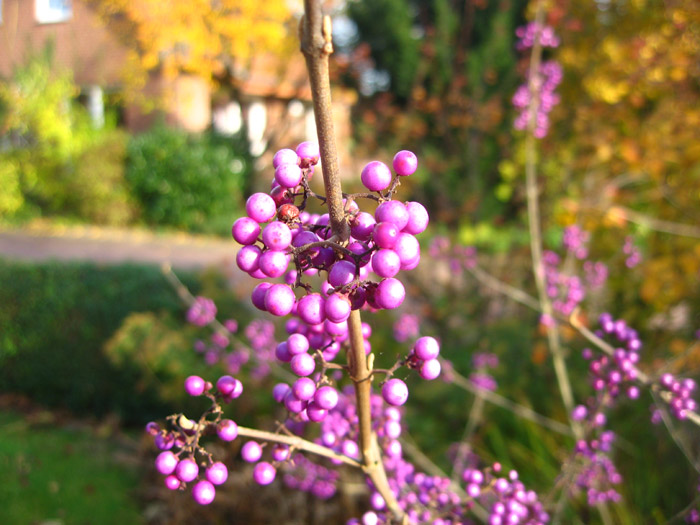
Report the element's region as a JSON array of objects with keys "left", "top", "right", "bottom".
[{"left": 300, "top": 2, "right": 404, "bottom": 521}]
